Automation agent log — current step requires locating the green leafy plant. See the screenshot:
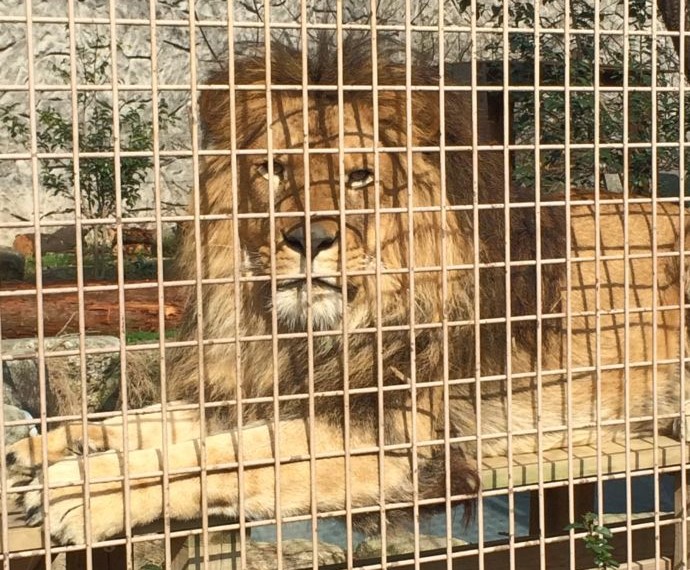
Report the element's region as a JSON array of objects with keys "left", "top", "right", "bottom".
[
  {"left": 565, "top": 512, "right": 620, "bottom": 569},
  {"left": 35, "top": 33, "right": 178, "bottom": 221},
  {"left": 0, "top": 30, "right": 178, "bottom": 276},
  {"left": 483, "top": 0, "right": 682, "bottom": 194},
  {"left": 0, "top": 102, "right": 29, "bottom": 141}
]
